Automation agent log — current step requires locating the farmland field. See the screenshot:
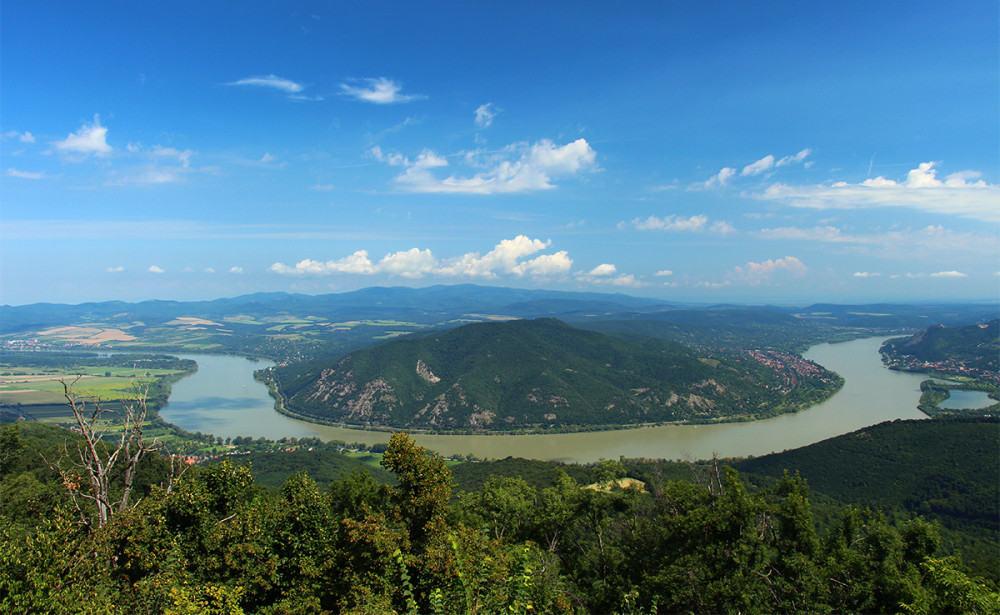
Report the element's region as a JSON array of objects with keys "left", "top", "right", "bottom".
[{"left": 0, "top": 353, "right": 196, "bottom": 422}]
